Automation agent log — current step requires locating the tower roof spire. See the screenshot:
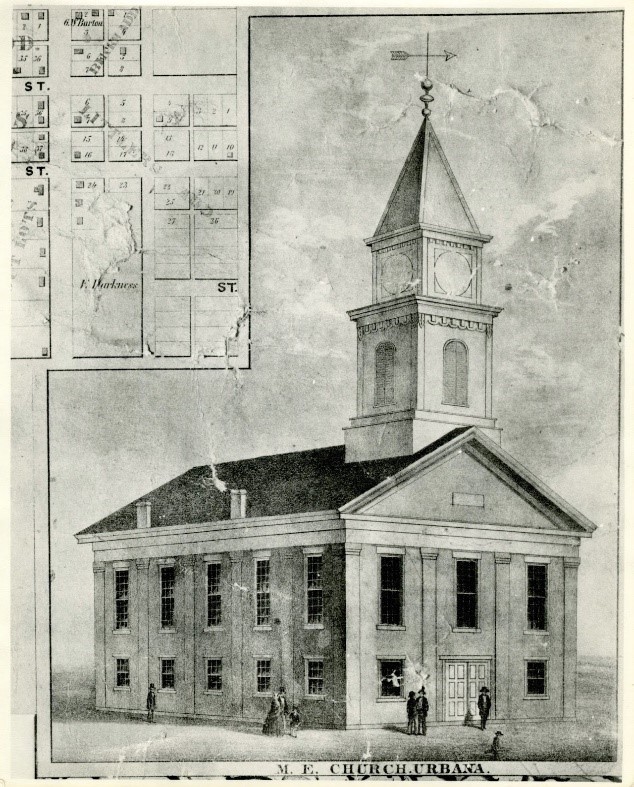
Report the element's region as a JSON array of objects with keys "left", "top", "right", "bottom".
[
  {"left": 375, "top": 33, "right": 490, "bottom": 242},
  {"left": 371, "top": 118, "right": 486, "bottom": 240}
]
